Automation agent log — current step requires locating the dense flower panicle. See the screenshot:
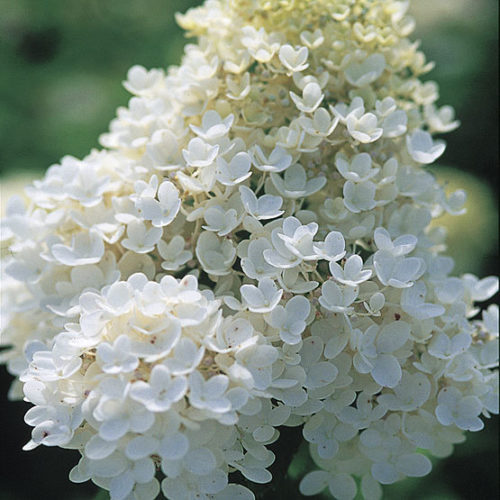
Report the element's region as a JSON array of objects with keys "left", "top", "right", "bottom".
[{"left": 1, "top": 0, "right": 498, "bottom": 499}]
